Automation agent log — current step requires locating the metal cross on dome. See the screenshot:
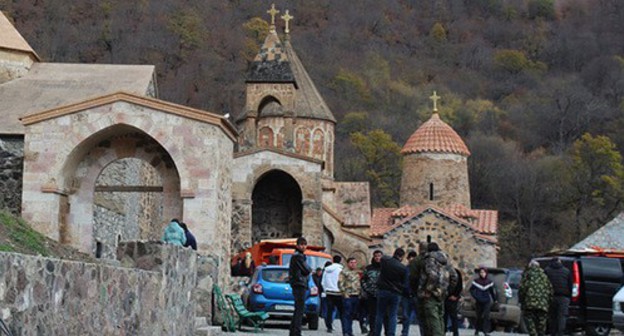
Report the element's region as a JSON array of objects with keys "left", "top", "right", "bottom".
[
  {"left": 281, "top": 10, "right": 293, "bottom": 34},
  {"left": 430, "top": 91, "right": 441, "bottom": 112},
  {"left": 267, "top": 4, "right": 280, "bottom": 26}
]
